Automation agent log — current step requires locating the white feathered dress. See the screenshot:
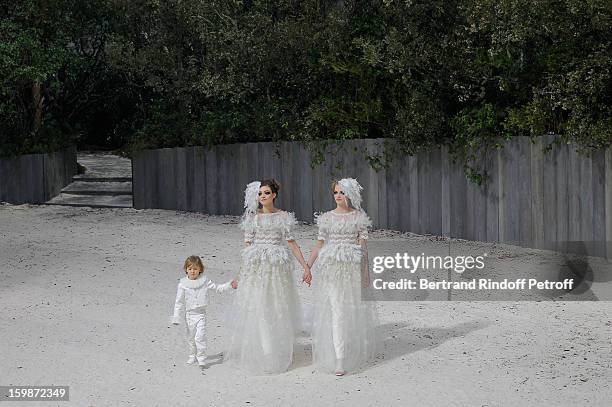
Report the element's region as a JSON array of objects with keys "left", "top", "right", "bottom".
[
  {"left": 311, "top": 209, "right": 378, "bottom": 373},
  {"left": 225, "top": 210, "right": 301, "bottom": 374}
]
